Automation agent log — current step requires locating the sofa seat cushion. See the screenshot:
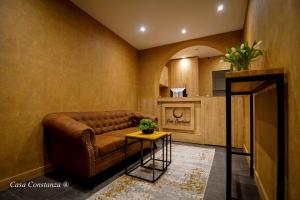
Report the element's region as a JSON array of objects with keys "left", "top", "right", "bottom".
[
  {"left": 95, "top": 135, "right": 125, "bottom": 157},
  {"left": 102, "top": 127, "right": 140, "bottom": 144}
]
